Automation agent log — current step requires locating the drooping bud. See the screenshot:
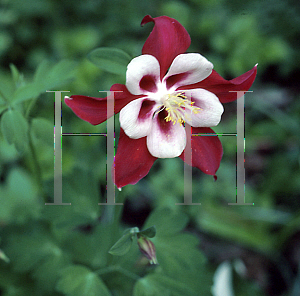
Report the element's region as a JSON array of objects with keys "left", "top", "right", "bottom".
[{"left": 137, "top": 236, "right": 158, "bottom": 265}]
